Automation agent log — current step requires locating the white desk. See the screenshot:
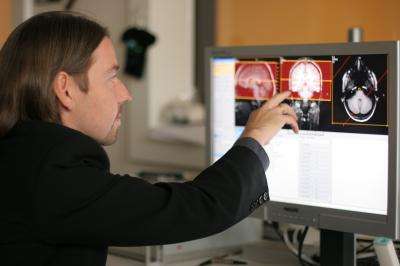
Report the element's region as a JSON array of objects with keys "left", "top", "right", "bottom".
[{"left": 107, "top": 240, "right": 301, "bottom": 266}]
